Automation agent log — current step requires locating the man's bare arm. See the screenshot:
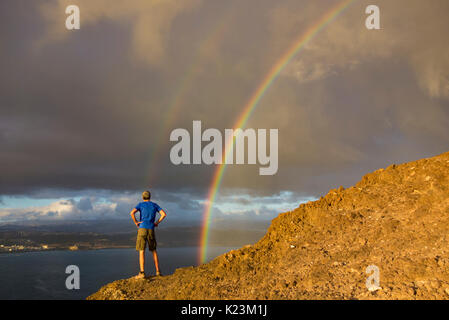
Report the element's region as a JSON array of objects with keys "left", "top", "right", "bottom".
[
  {"left": 130, "top": 208, "right": 141, "bottom": 227},
  {"left": 154, "top": 209, "right": 167, "bottom": 227}
]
